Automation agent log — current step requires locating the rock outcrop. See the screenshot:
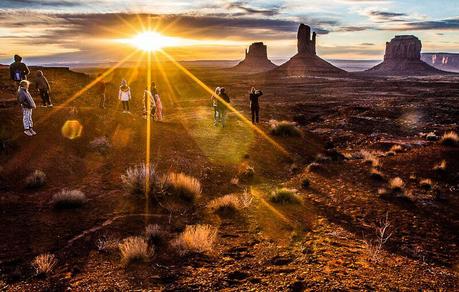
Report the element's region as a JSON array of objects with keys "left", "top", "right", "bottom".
[
  {"left": 367, "top": 35, "right": 445, "bottom": 75},
  {"left": 271, "top": 24, "right": 345, "bottom": 76},
  {"left": 421, "top": 53, "right": 459, "bottom": 73},
  {"left": 232, "top": 42, "right": 277, "bottom": 73}
]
